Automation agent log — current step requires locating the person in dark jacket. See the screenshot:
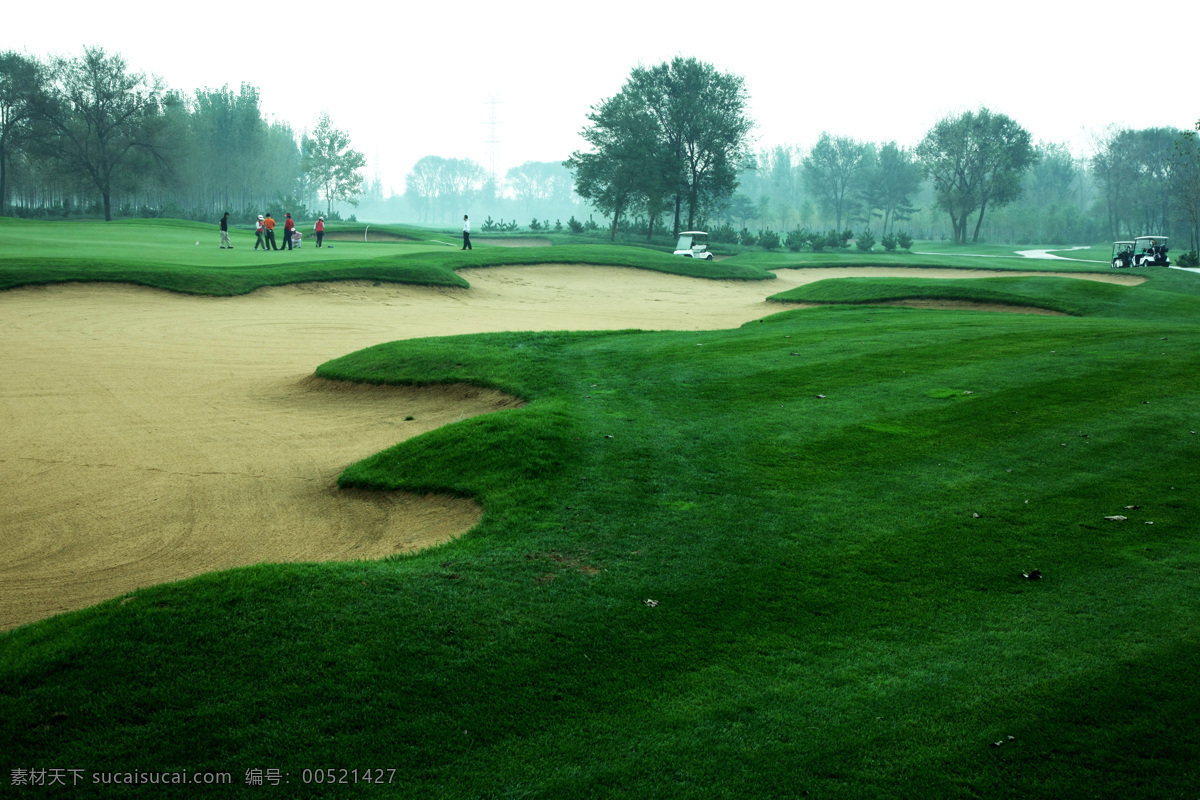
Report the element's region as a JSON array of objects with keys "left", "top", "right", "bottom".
[{"left": 219, "top": 212, "right": 233, "bottom": 249}]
